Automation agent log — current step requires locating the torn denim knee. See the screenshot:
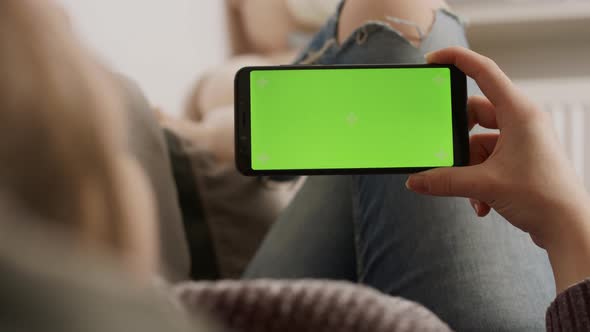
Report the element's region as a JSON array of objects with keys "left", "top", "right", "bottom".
[
  {"left": 296, "top": 6, "right": 465, "bottom": 65},
  {"left": 293, "top": 6, "right": 480, "bottom": 96}
]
